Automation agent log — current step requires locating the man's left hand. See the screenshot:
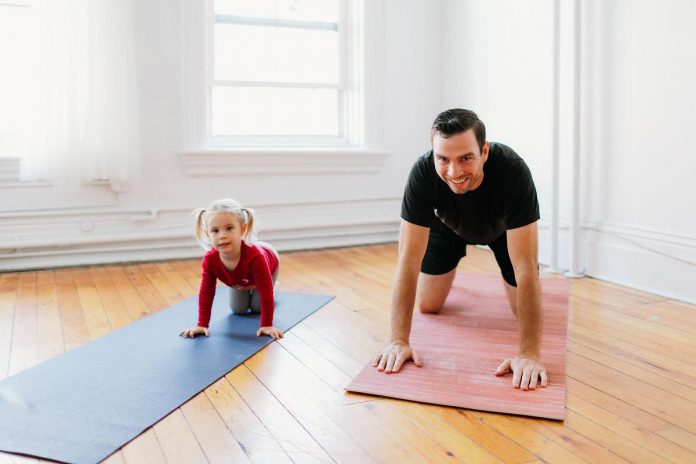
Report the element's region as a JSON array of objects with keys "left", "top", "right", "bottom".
[{"left": 495, "top": 355, "right": 547, "bottom": 390}]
